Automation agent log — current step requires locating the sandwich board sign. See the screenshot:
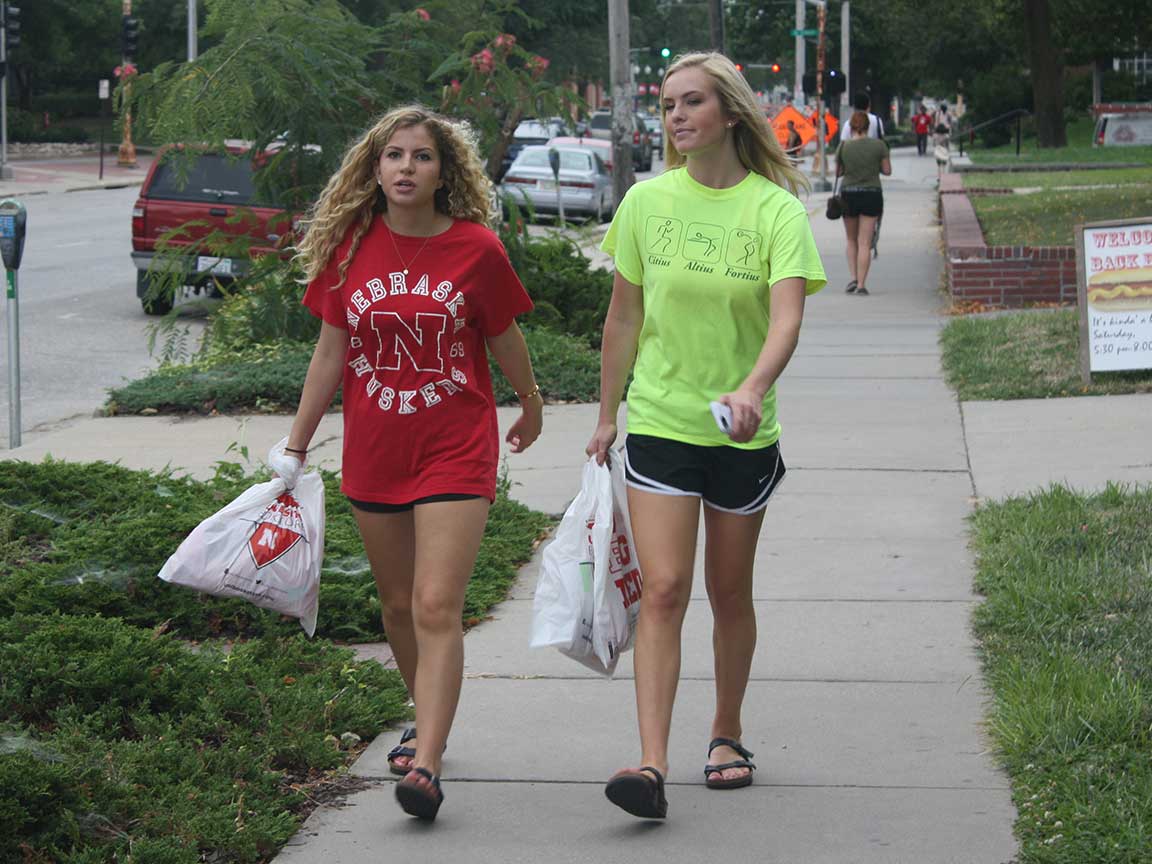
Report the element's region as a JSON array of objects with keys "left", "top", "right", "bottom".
[{"left": 1076, "top": 217, "right": 1152, "bottom": 384}]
